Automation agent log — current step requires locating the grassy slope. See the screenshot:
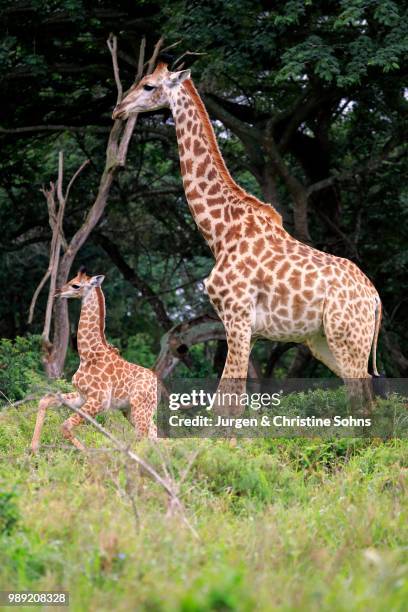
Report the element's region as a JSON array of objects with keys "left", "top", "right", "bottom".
[{"left": 0, "top": 403, "right": 407, "bottom": 612}]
